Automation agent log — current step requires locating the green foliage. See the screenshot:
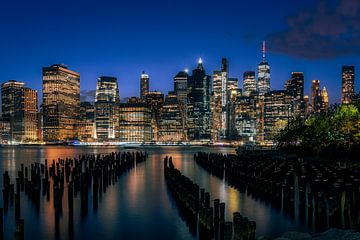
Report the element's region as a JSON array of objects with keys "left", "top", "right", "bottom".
[{"left": 276, "top": 102, "right": 360, "bottom": 158}]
